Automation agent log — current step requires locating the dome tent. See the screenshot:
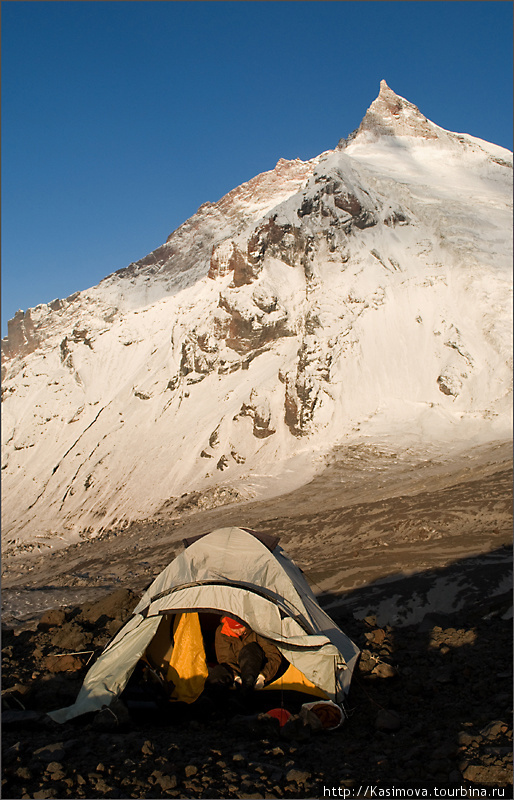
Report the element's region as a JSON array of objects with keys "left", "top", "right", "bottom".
[{"left": 49, "top": 527, "right": 360, "bottom": 724}]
